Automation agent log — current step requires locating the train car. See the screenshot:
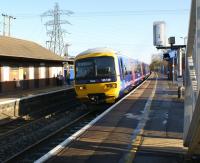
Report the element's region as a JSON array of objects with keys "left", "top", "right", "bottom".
[
  {"left": 74, "top": 48, "right": 150, "bottom": 104},
  {"left": 69, "top": 65, "right": 75, "bottom": 81}
]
